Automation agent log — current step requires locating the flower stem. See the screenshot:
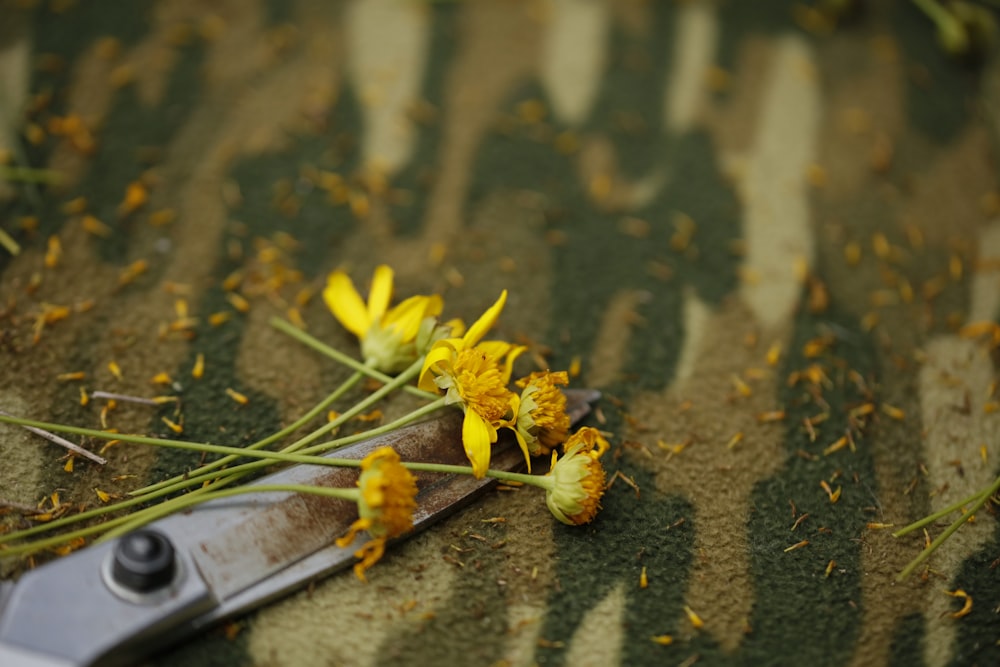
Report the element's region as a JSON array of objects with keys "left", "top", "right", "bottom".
[
  {"left": 97, "top": 484, "right": 360, "bottom": 543},
  {"left": 0, "top": 358, "right": 433, "bottom": 545},
  {"left": 892, "top": 487, "right": 990, "bottom": 538},
  {"left": 0, "top": 414, "right": 364, "bottom": 468},
  {"left": 396, "top": 461, "right": 552, "bottom": 489},
  {"left": 129, "top": 369, "right": 366, "bottom": 497},
  {"left": 0, "top": 165, "right": 63, "bottom": 184},
  {"left": 270, "top": 317, "right": 440, "bottom": 402},
  {"left": 896, "top": 473, "right": 1000, "bottom": 581},
  {"left": 128, "top": 358, "right": 437, "bottom": 498},
  {"left": 0, "top": 484, "right": 360, "bottom": 557}
]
